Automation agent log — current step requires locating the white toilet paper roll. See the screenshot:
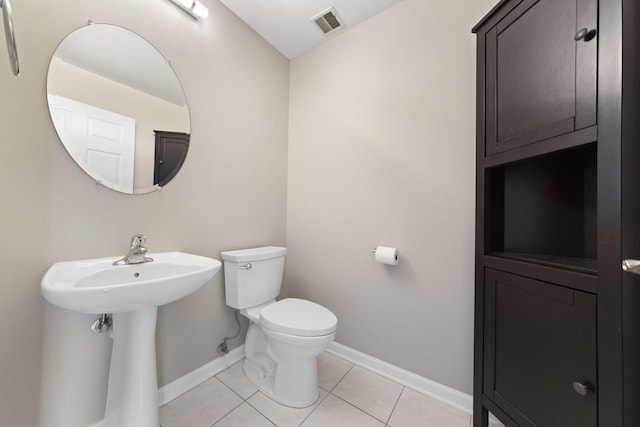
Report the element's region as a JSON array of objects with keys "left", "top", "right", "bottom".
[{"left": 374, "top": 246, "right": 399, "bottom": 265}]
